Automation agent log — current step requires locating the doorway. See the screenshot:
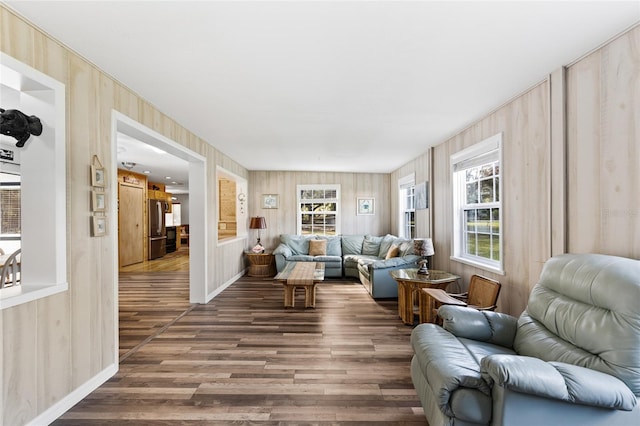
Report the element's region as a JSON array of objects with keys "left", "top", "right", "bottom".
[{"left": 111, "top": 112, "right": 207, "bottom": 360}]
